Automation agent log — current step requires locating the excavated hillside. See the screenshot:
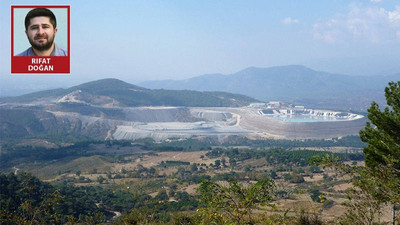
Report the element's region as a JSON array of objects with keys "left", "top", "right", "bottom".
[
  {"left": 0, "top": 104, "right": 366, "bottom": 141},
  {"left": 0, "top": 79, "right": 367, "bottom": 141}
]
